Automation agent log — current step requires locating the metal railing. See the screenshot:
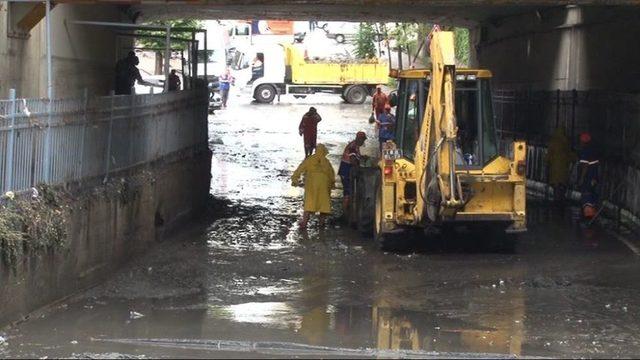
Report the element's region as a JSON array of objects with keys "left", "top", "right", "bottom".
[
  {"left": 0, "top": 89, "right": 208, "bottom": 194},
  {"left": 494, "top": 88, "right": 640, "bottom": 223}
]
